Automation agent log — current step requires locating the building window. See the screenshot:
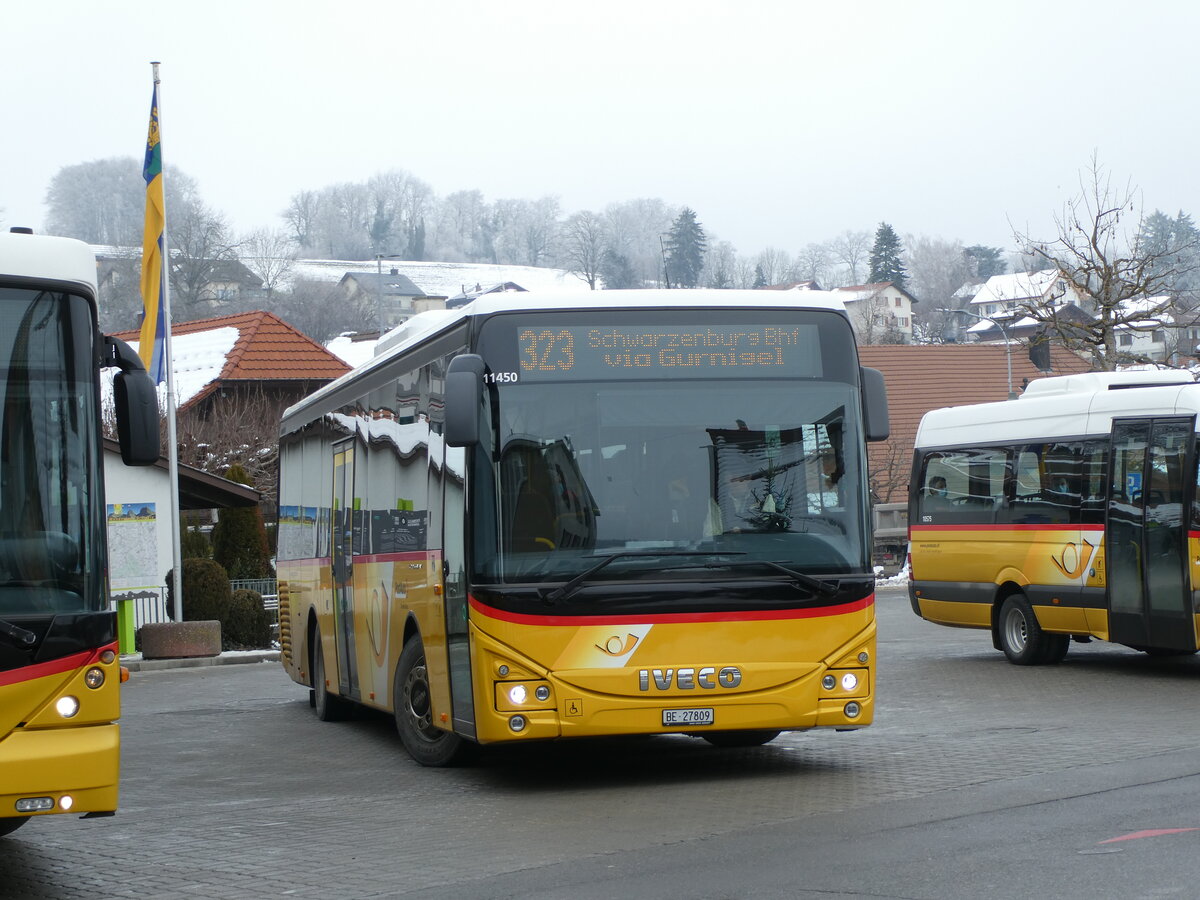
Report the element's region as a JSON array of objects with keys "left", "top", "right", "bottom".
[
  {"left": 894, "top": 298, "right": 902, "bottom": 307},
  {"left": 1152, "top": 329, "right": 1165, "bottom": 344},
  {"left": 1119, "top": 333, "right": 1133, "bottom": 346}
]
